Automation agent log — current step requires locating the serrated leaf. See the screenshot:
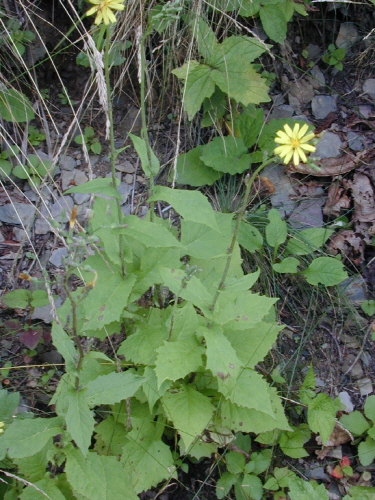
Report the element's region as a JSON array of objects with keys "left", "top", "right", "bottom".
[
  {"left": 120, "top": 215, "right": 183, "bottom": 249},
  {"left": 200, "top": 136, "right": 252, "bottom": 174},
  {"left": 279, "top": 425, "right": 311, "bottom": 458},
  {"left": 339, "top": 411, "right": 370, "bottom": 436},
  {"left": 155, "top": 339, "right": 204, "bottom": 387},
  {"left": 85, "top": 371, "right": 145, "bottom": 406},
  {"left": 0, "top": 417, "right": 63, "bottom": 459},
  {"left": 237, "top": 221, "right": 263, "bottom": 252},
  {"left": 142, "top": 367, "right": 172, "bottom": 412},
  {"left": 302, "top": 257, "right": 348, "bottom": 286},
  {"left": 216, "top": 471, "right": 237, "bottom": 499},
  {"left": 224, "top": 368, "right": 274, "bottom": 417},
  {"left": 65, "top": 387, "right": 95, "bottom": 456},
  {"left": 162, "top": 384, "right": 214, "bottom": 449},
  {"left": 259, "top": 5, "right": 287, "bottom": 43},
  {"left": 234, "top": 105, "right": 264, "bottom": 148},
  {"left": 172, "top": 61, "right": 215, "bottom": 119},
  {"left": 308, "top": 393, "right": 336, "bottom": 444},
  {"left": 117, "top": 324, "right": 168, "bottom": 365},
  {"left": 19, "top": 478, "right": 66, "bottom": 500},
  {"left": 223, "top": 269, "right": 260, "bottom": 292},
  {"left": 65, "top": 447, "right": 138, "bottom": 500},
  {"left": 179, "top": 437, "right": 217, "bottom": 460},
  {"left": 236, "top": 473, "right": 263, "bottom": 500},
  {"left": 358, "top": 436, "right": 375, "bottom": 466},
  {"left": 51, "top": 322, "right": 78, "bottom": 375},
  {"left": 94, "top": 415, "right": 128, "bottom": 455},
  {"left": 174, "top": 146, "right": 222, "bottom": 186},
  {"left": 266, "top": 209, "right": 287, "bottom": 248},
  {"left": 215, "top": 290, "right": 277, "bottom": 326},
  {"left": 129, "top": 134, "right": 160, "bottom": 177},
  {"left": 148, "top": 186, "right": 220, "bottom": 232},
  {"left": 83, "top": 273, "right": 136, "bottom": 330},
  {"left": 286, "top": 228, "right": 334, "bottom": 255},
  {"left": 203, "top": 326, "right": 241, "bottom": 392},
  {"left": 273, "top": 257, "right": 299, "bottom": 274},
  {"left": 14, "top": 446, "right": 49, "bottom": 483},
  {"left": 65, "top": 178, "right": 121, "bottom": 199},
  {"left": 121, "top": 437, "right": 175, "bottom": 493}
]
